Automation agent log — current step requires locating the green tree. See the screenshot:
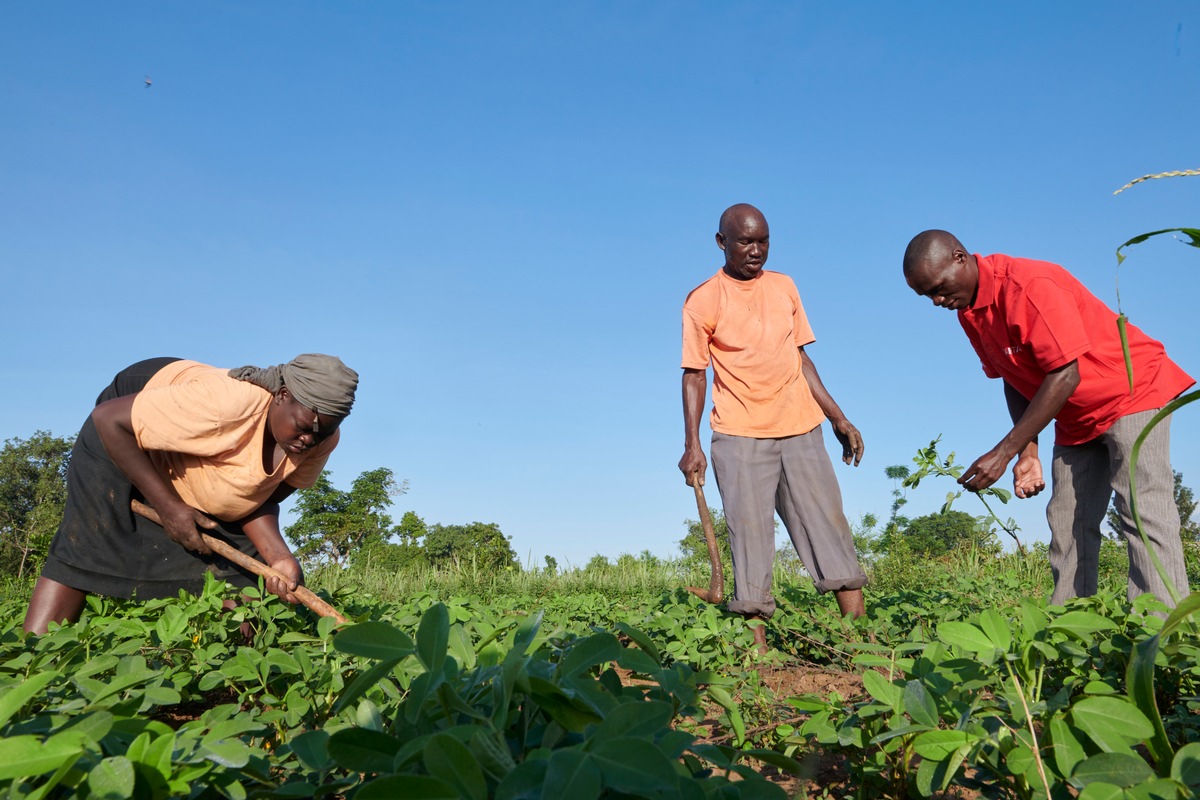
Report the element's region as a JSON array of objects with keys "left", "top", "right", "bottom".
[
  {"left": 883, "top": 465, "right": 911, "bottom": 538},
  {"left": 678, "top": 507, "right": 733, "bottom": 573},
  {"left": 422, "top": 521, "right": 516, "bottom": 571},
  {"left": 285, "top": 467, "right": 407, "bottom": 568},
  {"left": 1105, "top": 470, "right": 1200, "bottom": 542},
  {"left": 352, "top": 511, "right": 428, "bottom": 571},
  {"left": 849, "top": 512, "right": 881, "bottom": 558},
  {"left": 584, "top": 554, "right": 611, "bottom": 573},
  {"left": 0, "top": 431, "right": 73, "bottom": 580},
  {"left": 899, "top": 510, "right": 994, "bottom": 558}
]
